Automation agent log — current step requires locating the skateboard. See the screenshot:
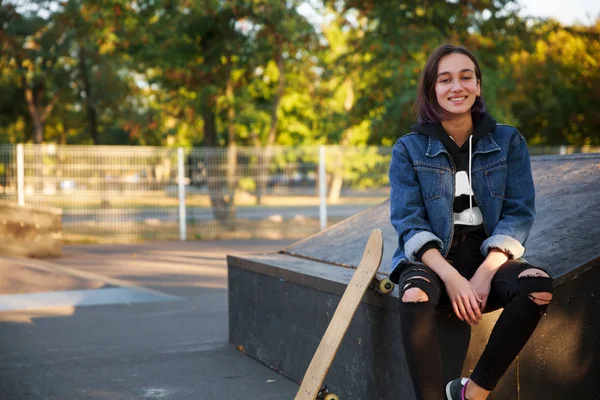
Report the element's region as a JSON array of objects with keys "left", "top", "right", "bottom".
[{"left": 294, "top": 228, "right": 394, "bottom": 400}]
